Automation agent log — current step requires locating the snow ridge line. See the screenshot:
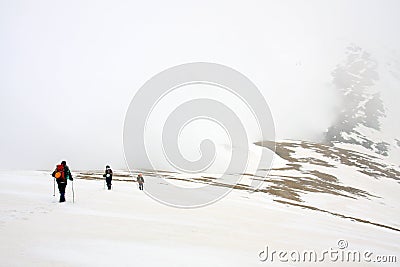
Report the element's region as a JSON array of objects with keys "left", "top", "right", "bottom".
[{"left": 275, "top": 199, "right": 400, "bottom": 233}]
